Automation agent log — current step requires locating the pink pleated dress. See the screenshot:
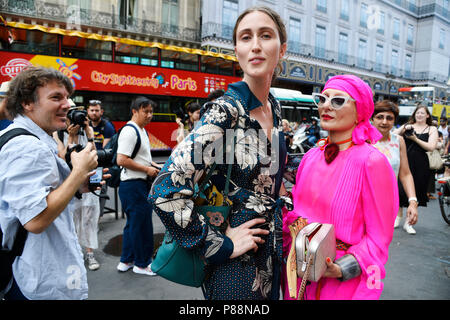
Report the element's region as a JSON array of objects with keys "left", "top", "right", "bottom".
[{"left": 282, "top": 142, "right": 399, "bottom": 300}]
